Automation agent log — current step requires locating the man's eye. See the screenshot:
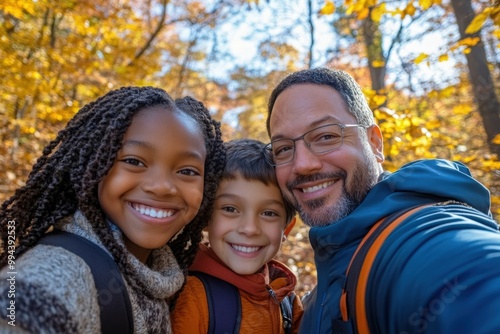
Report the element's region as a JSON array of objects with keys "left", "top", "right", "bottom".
[
  {"left": 274, "top": 144, "right": 293, "bottom": 156},
  {"left": 315, "top": 132, "right": 340, "bottom": 142}
]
